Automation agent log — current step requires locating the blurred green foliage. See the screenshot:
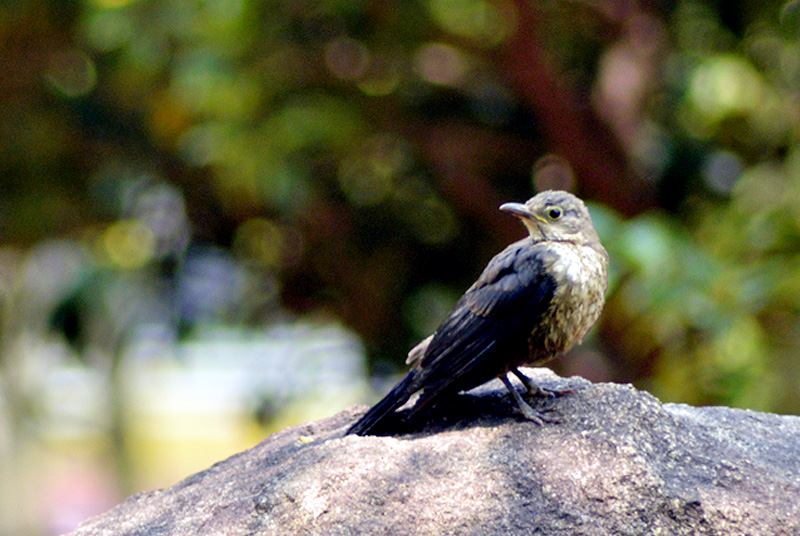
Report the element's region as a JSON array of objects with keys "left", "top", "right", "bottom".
[
  {"left": 2, "top": 0, "right": 800, "bottom": 406},
  {"left": 3, "top": 0, "right": 800, "bottom": 531}
]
